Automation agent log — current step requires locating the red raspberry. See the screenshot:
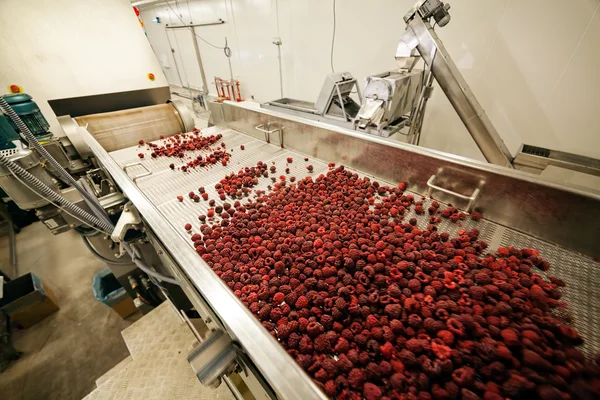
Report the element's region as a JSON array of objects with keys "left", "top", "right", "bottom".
[
  {"left": 324, "top": 380, "right": 337, "bottom": 396},
  {"left": 452, "top": 366, "right": 475, "bottom": 387},
  {"left": 184, "top": 223, "right": 192, "bottom": 231},
  {"left": 334, "top": 337, "right": 350, "bottom": 354},
  {"left": 522, "top": 349, "right": 552, "bottom": 370},
  {"left": 497, "top": 247, "right": 510, "bottom": 257},
  {"left": 362, "top": 383, "right": 382, "bottom": 400},
  {"left": 295, "top": 296, "right": 309, "bottom": 309},
  {"left": 306, "top": 321, "right": 324, "bottom": 338},
  {"left": 314, "top": 334, "right": 332, "bottom": 353},
  {"left": 365, "top": 315, "right": 380, "bottom": 328},
  {"left": 436, "top": 330, "right": 455, "bottom": 346},
  {"left": 348, "top": 368, "right": 365, "bottom": 389},
  {"left": 273, "top": 292, "right": 285, "bottom": 304},
  {"left": 384, "top": 304, "right": 402, "bottom": 319},
  {"left": 500, "top": 328, "right": 519, "bottom": 346},
  {"left": 380, "top": 342, "right": 395, "bottom": 359}
]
